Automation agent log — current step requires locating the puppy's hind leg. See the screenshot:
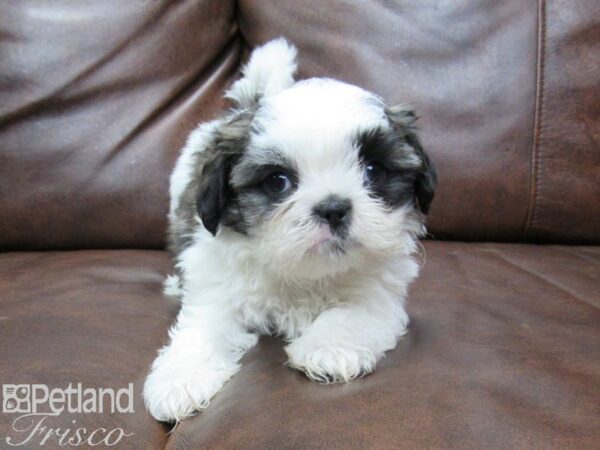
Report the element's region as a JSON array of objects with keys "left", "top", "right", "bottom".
[{"left": 143, "top": 303, "right": 257, "bottom": 422}]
